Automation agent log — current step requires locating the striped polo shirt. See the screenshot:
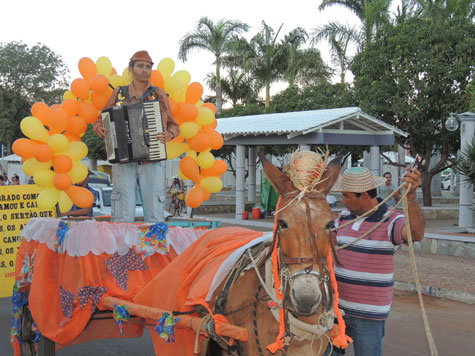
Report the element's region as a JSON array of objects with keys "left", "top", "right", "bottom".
[{"left": 334, "top": 203, "right": 405, "bottom": 320}]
